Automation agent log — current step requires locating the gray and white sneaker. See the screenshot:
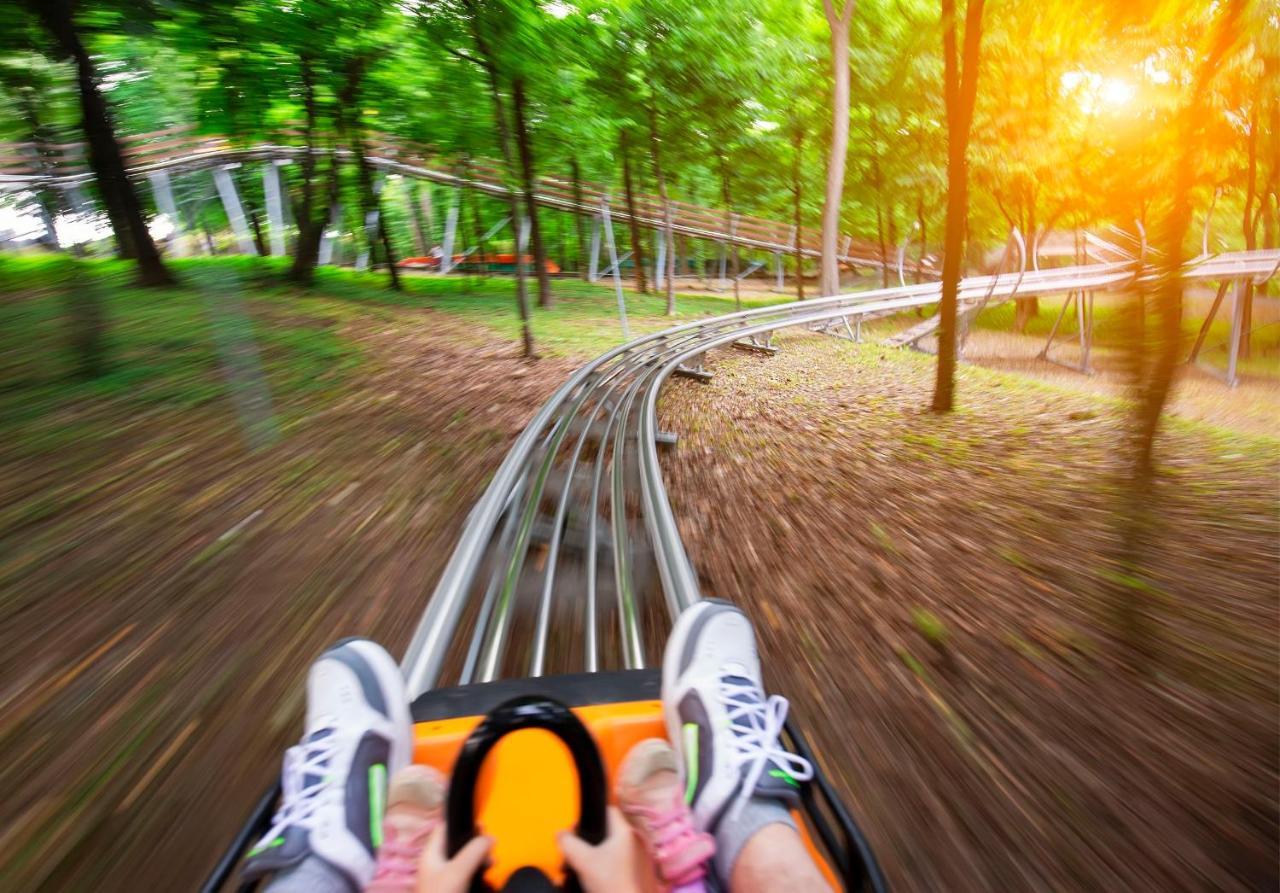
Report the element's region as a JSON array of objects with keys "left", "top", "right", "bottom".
[
  {"left": 243, "top": 638, "right": 412, "bottom": 890},
  {"left": 662, "top": 600, "right": 813, "bottom": 833}
]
